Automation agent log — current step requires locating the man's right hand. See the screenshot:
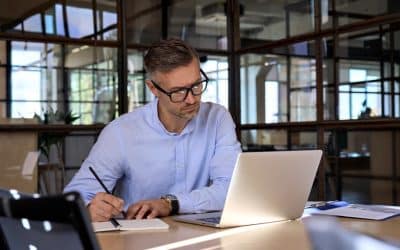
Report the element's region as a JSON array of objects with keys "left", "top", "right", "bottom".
[{"left": 88, "top": 192, "right": 125, "bottom": 222}]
